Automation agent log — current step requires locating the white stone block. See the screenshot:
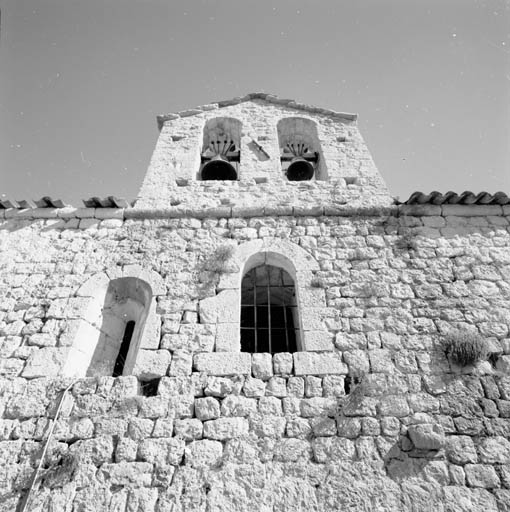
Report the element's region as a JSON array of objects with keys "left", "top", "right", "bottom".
[
  {"left": 302, "top": 330, "right": 335, "bottom": 351},
  {"left": 22, "top": 347, "right": 68, "bottom": 378},
  {"left": 193, "top": 352, "right": 251, "bottom": 376},
  {"left": 133, "top": 349, "right": 171, "bottom": 379},
  {"left": 215, "top": 323, "right": 240, "bottom": 352},
  {"left": 293, "top": 352, "right": 347, "bottom": 376},
  {"left": 199, "top": 290, "right": 239, "bottom": 324},
  {"left": 251, "top": 353, "right": 273, "bottom": 380}
]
